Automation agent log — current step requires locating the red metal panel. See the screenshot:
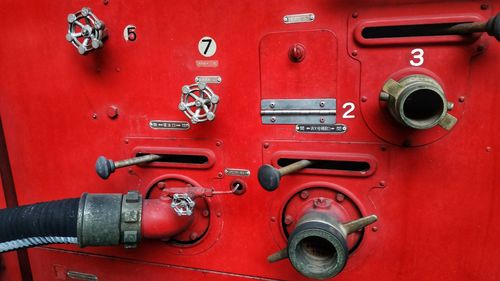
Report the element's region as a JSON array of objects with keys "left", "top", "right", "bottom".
[{"left": 0, "top": 0, "right": 499, "bottom": 280}]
